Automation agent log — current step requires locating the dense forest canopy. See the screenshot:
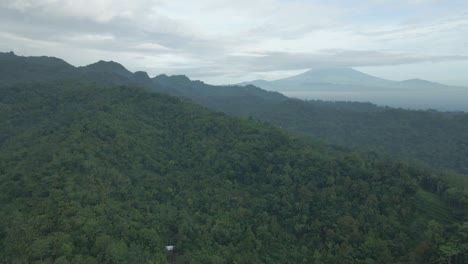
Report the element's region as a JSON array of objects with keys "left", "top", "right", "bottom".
[
  {"left": 0, "top": 82, "right": 466, "bottom": 263},
  {"left": 0, "top": 52, "right": 467, "bottom": 263}
]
